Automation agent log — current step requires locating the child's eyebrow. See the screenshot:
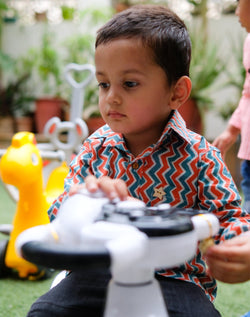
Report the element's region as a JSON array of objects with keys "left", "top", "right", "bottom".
[
  {"left": 123, "top": 69, "right": 145, "bottom": 75},
  {"left": 96, "top": 69, "right": 145, "bottom": 77},
  {"left": 95, "top": 70, "right": 105, "bottom": 77}
]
